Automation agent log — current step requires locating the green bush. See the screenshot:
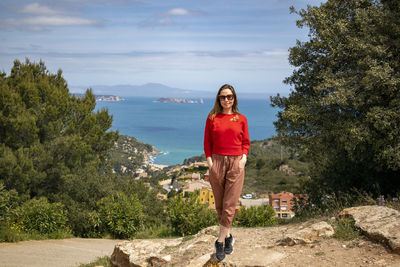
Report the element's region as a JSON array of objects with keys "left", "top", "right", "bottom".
[
  {"left": 65, "top": 206, "right": 103, "bottom": 238},
  {"left": 134, "top": 223, "right": 175, "bottom": 239},
  {"left": 167, "top": 194, "right": 218, "bottom": 236},
  {"left": 14, "top": 197, "right": 69, "bottom": 235},
  {"left": 78, "top": 256, "right": 111, "bottom": 267},
  {"left": 0, "top": 182, "right": 19, "bottom": 223},
  {"left": 333, "top": 218, "right": 360, "bottom": 241},
  {"left": 292, "top": 190, "right": 376, "bottom": 219},
  {"left": 97, "top": 192, "right": 144, "bottom": 238},
  {"left": 234, "top": 205, "right": 277, "bottom": 227}
]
